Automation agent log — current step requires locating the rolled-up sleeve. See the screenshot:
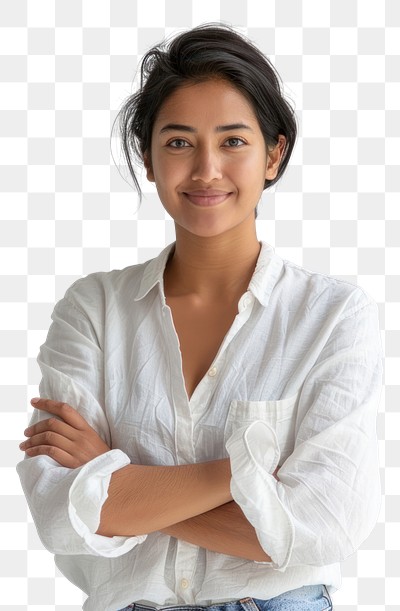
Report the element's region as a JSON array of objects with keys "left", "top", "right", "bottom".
[
  {"left": 17, "top": 277, "right": 146, "bottom": 557},
  {"left": 226, "top": 297, "right": 383, "bottom": 571}
]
